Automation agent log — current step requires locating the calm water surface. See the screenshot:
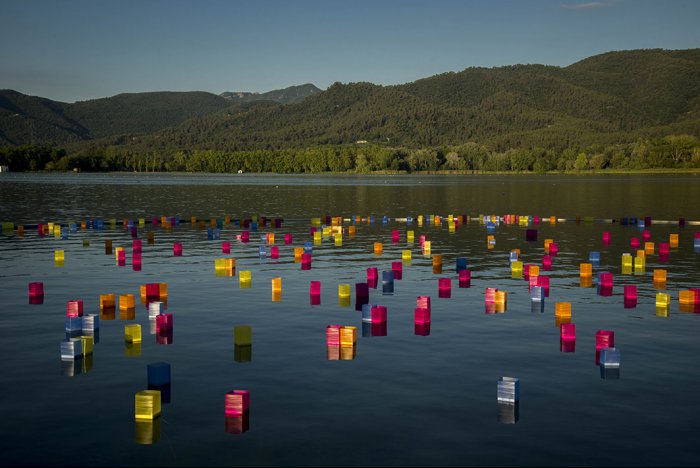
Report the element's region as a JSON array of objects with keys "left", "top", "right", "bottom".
[{"left": 1, "top": 173, "right": 699, "bottom": 466}]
